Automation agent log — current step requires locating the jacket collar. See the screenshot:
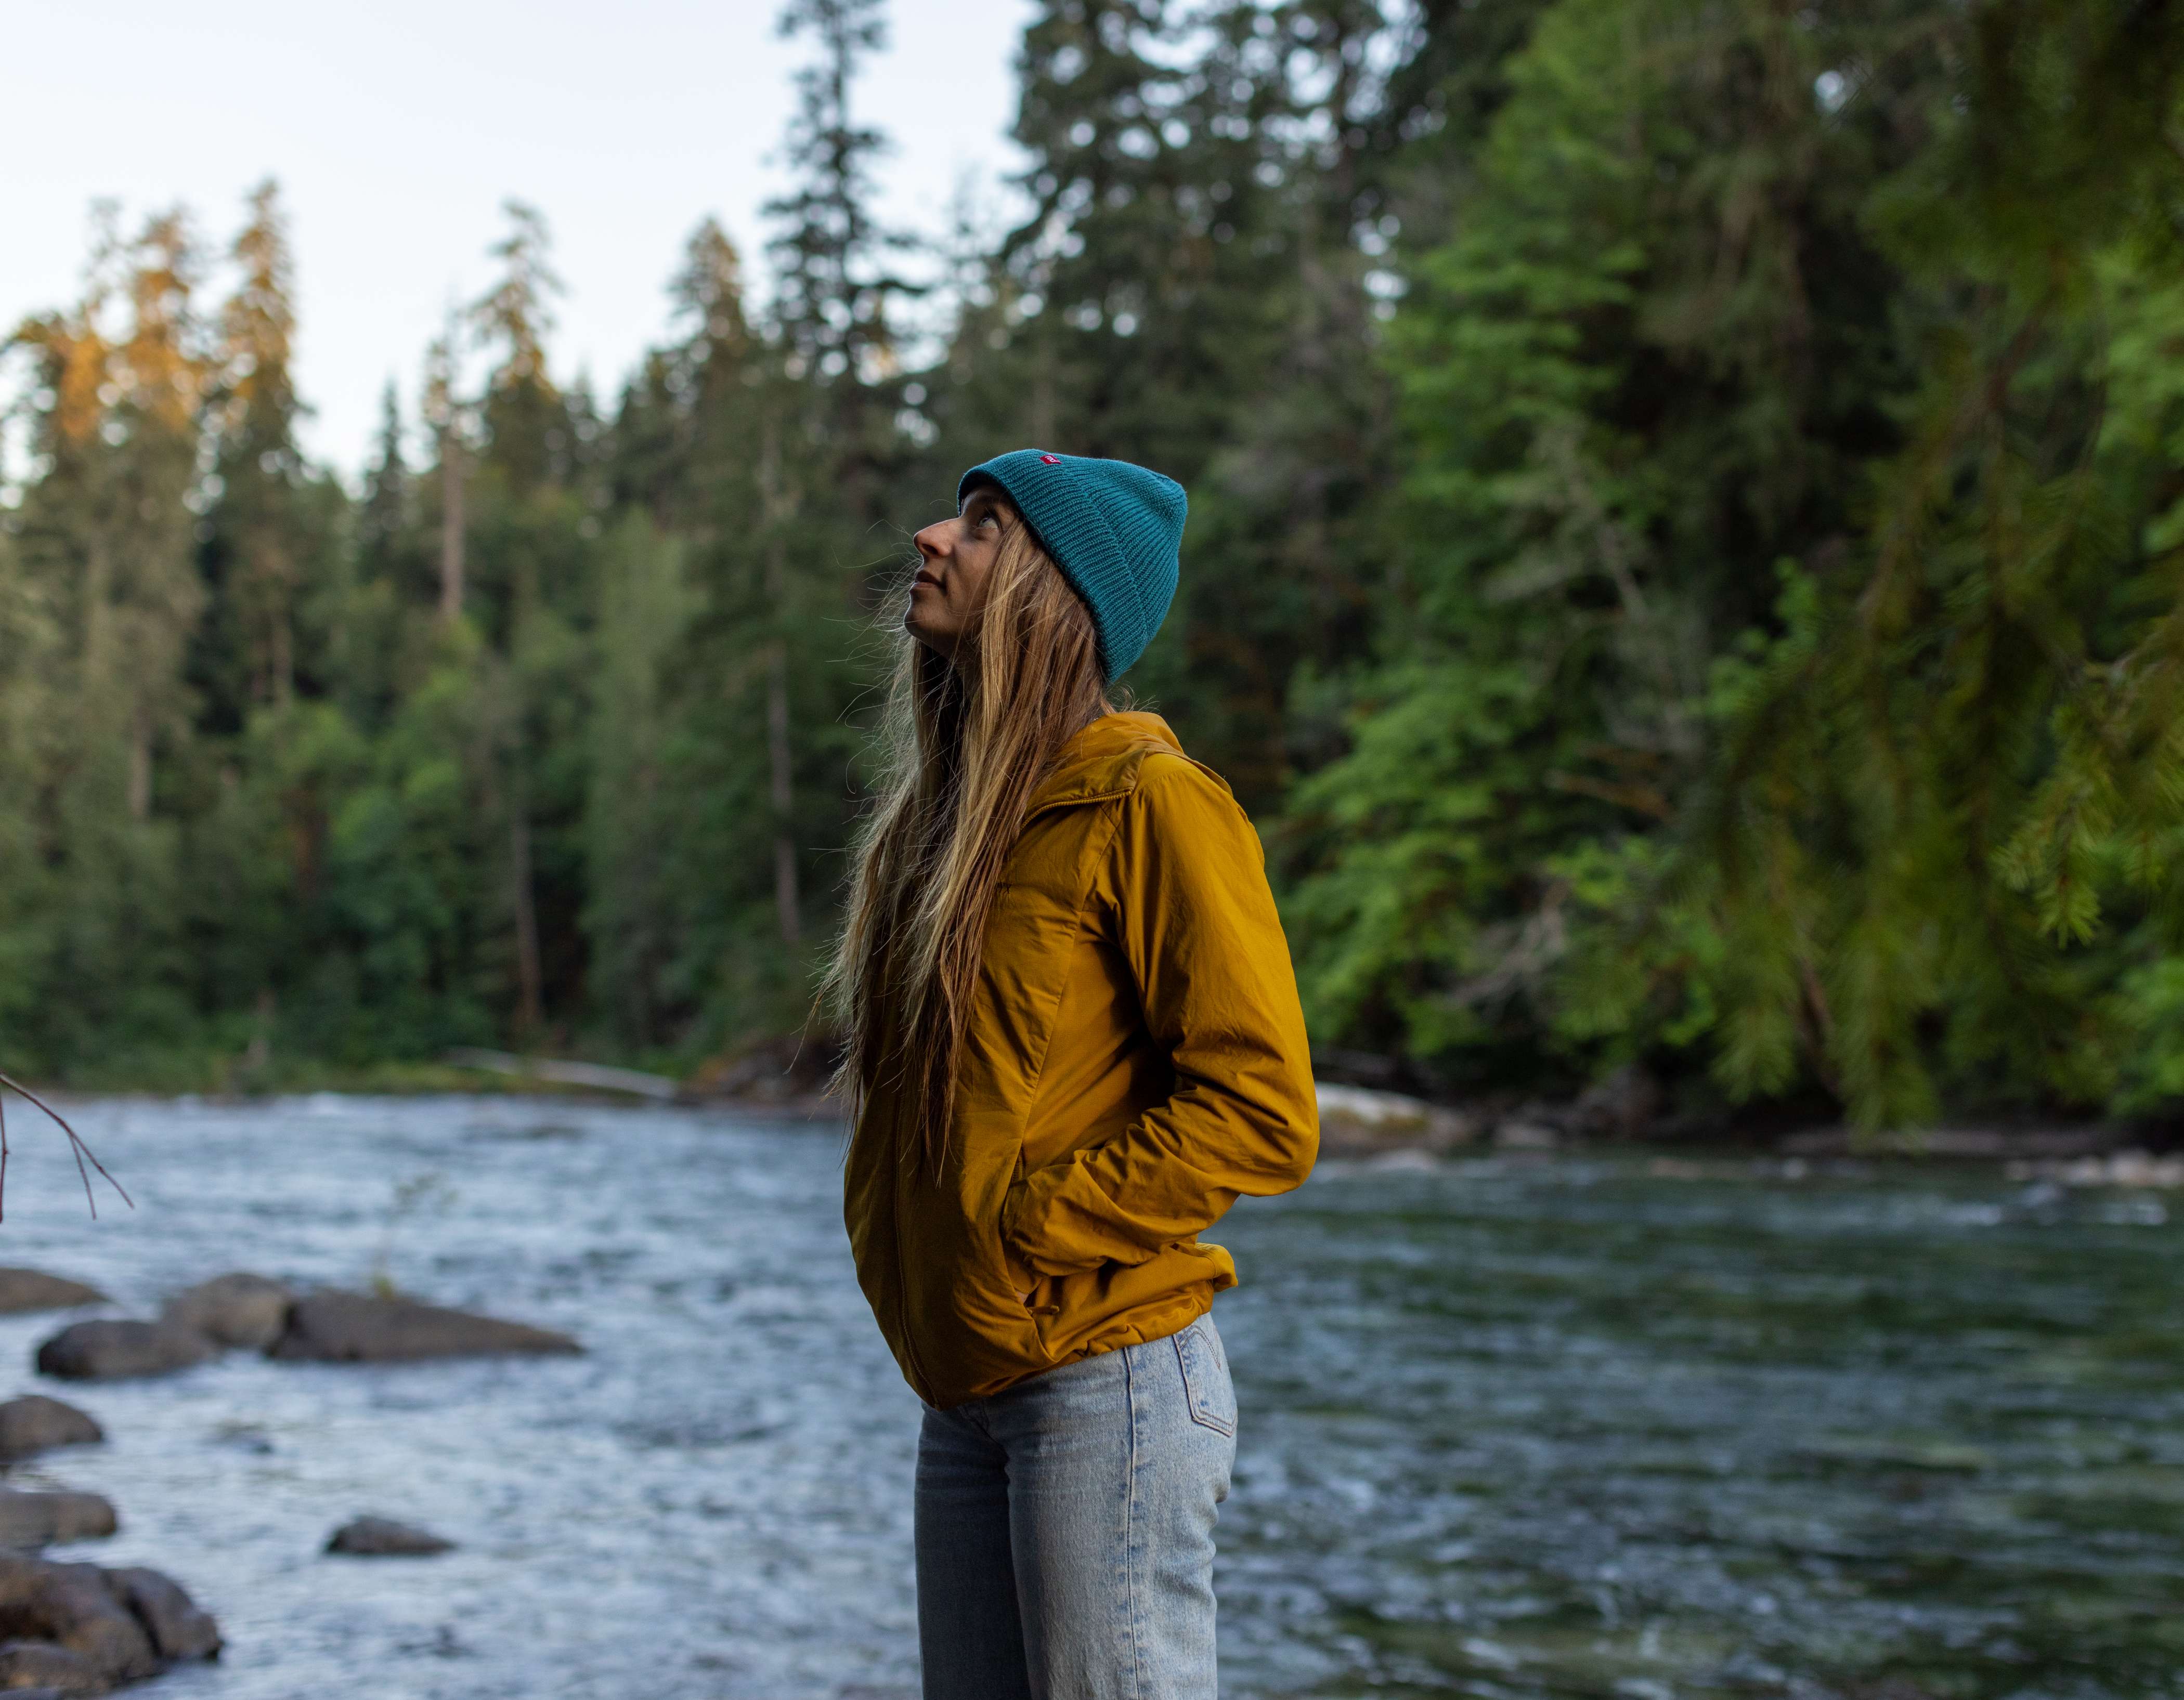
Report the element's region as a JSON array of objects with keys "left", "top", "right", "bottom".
[{"left": 1023, "top": 711, "right": 1184, "bottom": 817}]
